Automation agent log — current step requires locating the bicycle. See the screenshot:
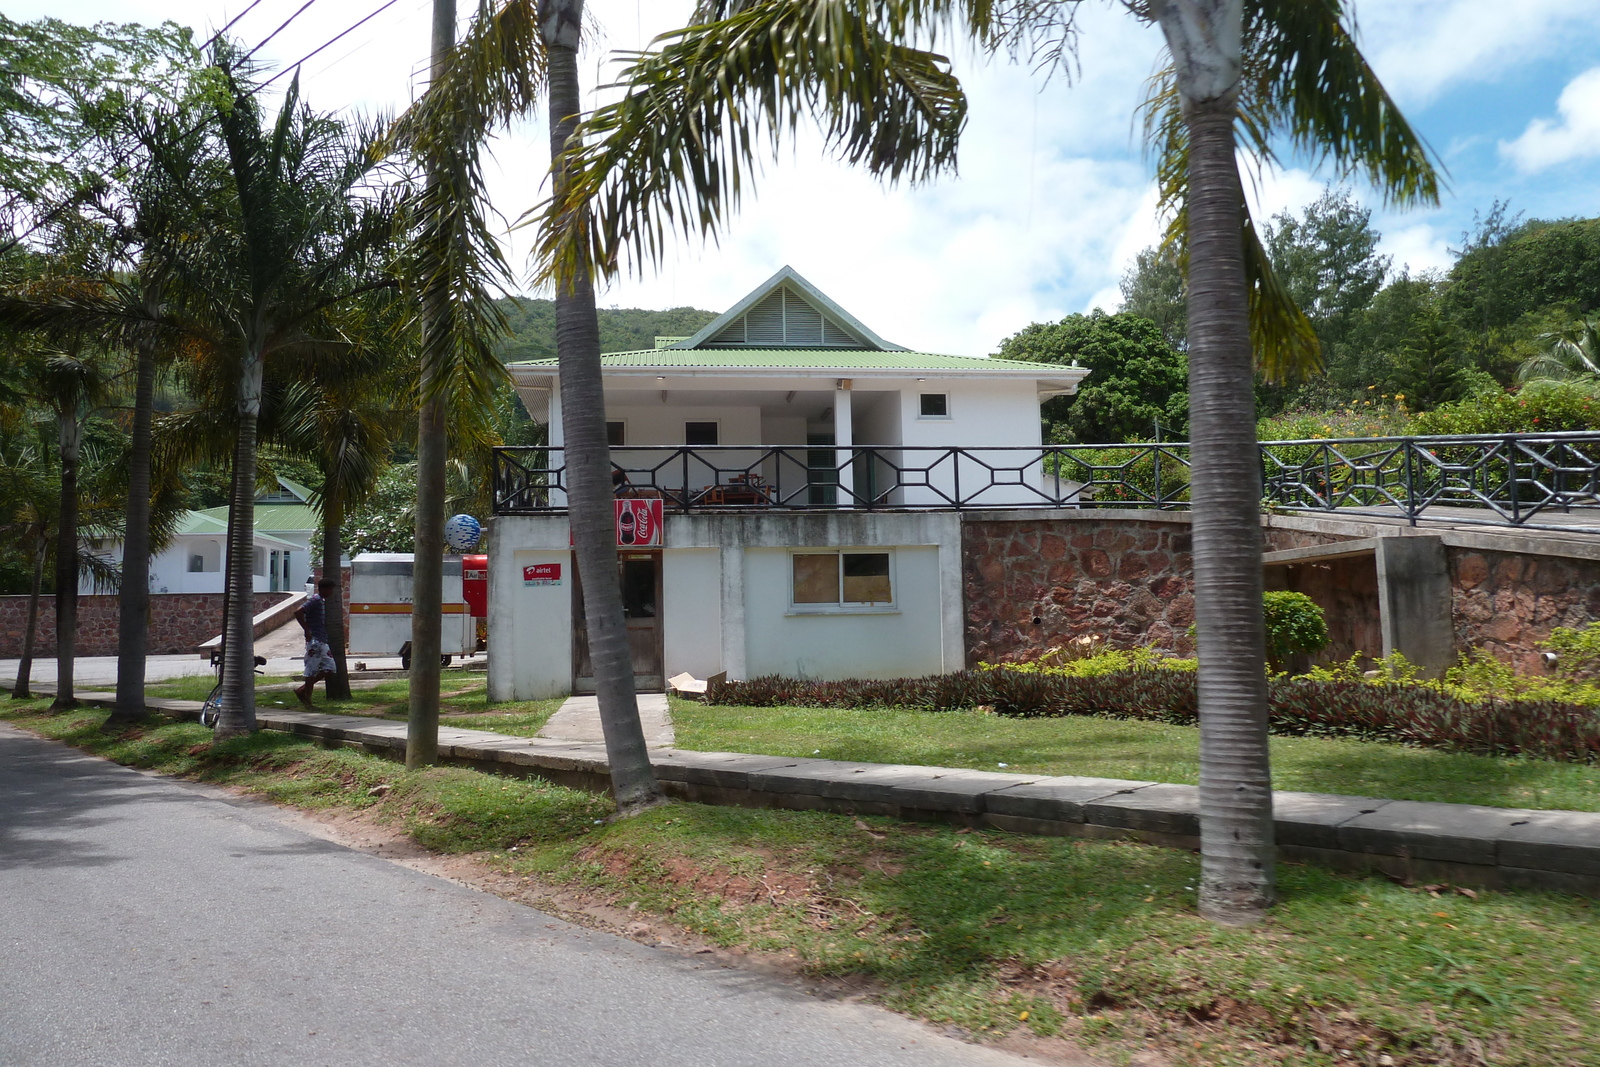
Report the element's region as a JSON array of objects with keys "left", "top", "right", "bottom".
[{"left": 198, "top": 652, "right": 268, "bottom": 728}]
